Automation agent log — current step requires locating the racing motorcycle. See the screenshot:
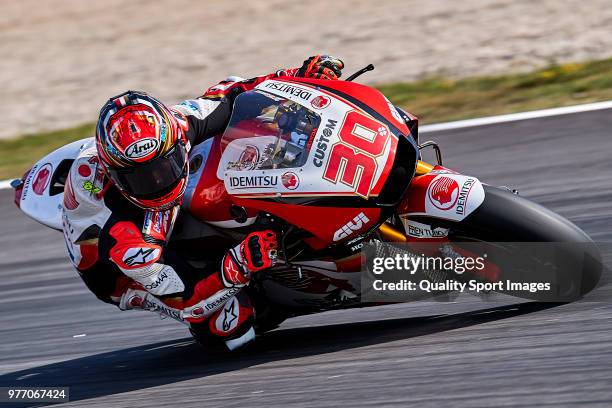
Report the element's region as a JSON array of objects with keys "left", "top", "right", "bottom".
[{"left": 12, "top": 65, "right": 602, "bottom": 333}]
